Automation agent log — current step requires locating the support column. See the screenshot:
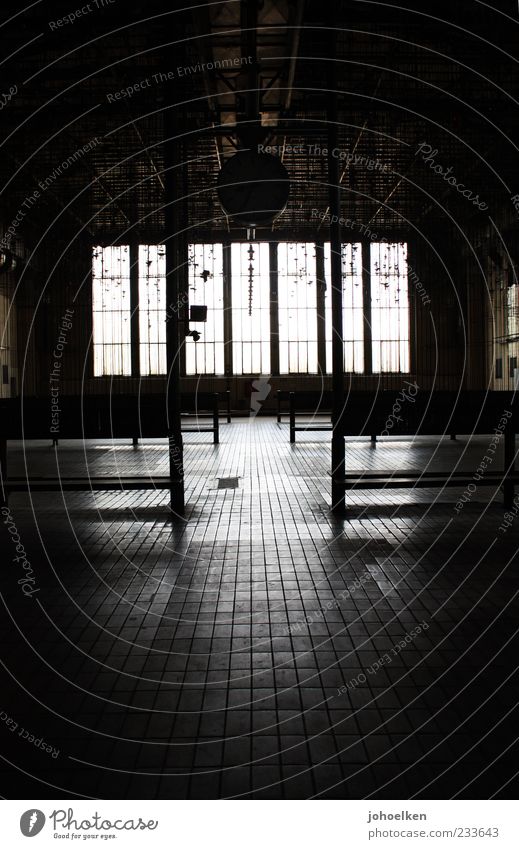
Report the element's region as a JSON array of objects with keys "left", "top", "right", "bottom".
[
  {"left": 164, "top": 101, "right": 185, "bottom": 516},
  {"left": 328, "top": 82, "right": 345, "bottom": 514},
  {"left": 223, "top": 241, "right": 233, "bottom": 379},
  {"left": 130, "top": 241, "right": 140, "bottom": 379},
  {"left": 0, "top": 437, "right": 7, "bottom": 506},
  {"left": 315, "top": 240, "right": 327, "bottom": 375},
  {"left": 269, "top": 241, "right": 279, "bottom": 376},
  {"left": 362, "top": 238, "right": 373, "bottom": 377},
  {"left": 362, "top": 238, "right": 375, "bottom": 444},
  {"left": 130, "top": 241, "right": 140, "bottom": 447}
]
